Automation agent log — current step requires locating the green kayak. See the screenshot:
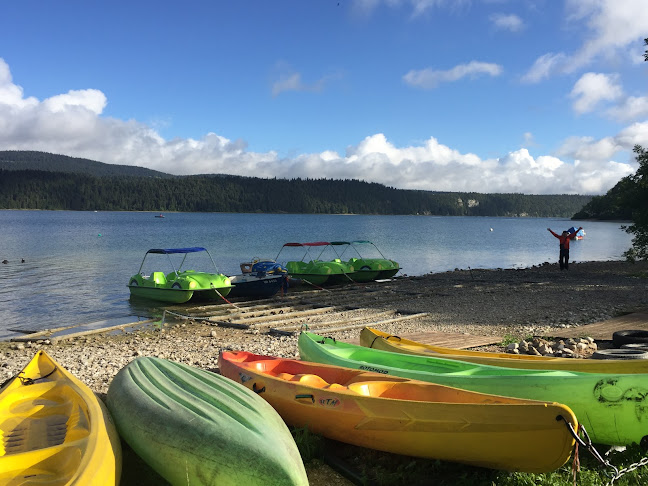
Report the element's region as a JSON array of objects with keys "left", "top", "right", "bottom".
[
  {"left": 106, "top": 357, "right": 308, "bottom": 486},
  {"left": 298, "top": 332, "right": 648, "bottom": 446}
]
